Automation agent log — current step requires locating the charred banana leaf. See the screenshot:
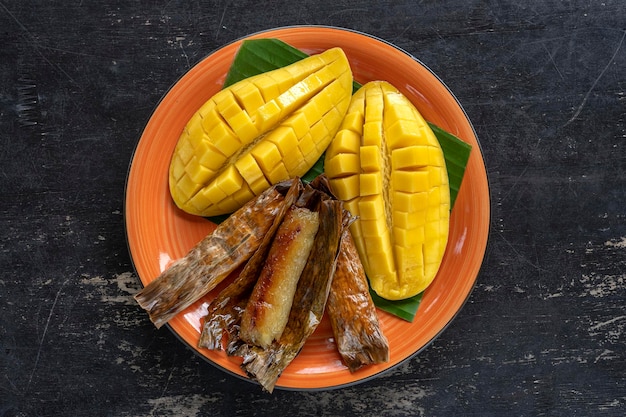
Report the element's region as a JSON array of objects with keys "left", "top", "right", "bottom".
[
  {"left": 327, "top": 227, "right": 390, "bottom": 372},
  {"left": 239, "top": 205, "right": 320, "bottom": 348},
  {"left": 197, "top": 179, "right": 303, "bottom": 350},
  {"left": 239, "top": 197, "right": 344, "bottom": 393},
  {"left": 134, "top": 179, "right": 300, "bottom": 328}
]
